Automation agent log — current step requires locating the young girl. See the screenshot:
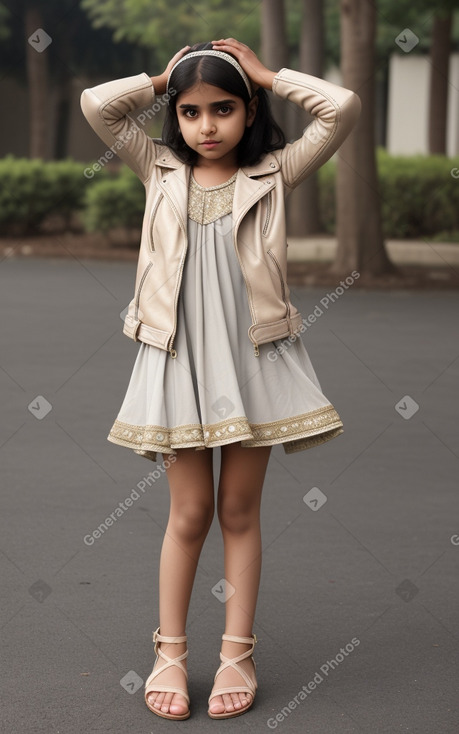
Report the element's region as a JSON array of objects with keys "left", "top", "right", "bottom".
[{"left": 80, "top": 38, "right": 361, "bottom": 721}]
